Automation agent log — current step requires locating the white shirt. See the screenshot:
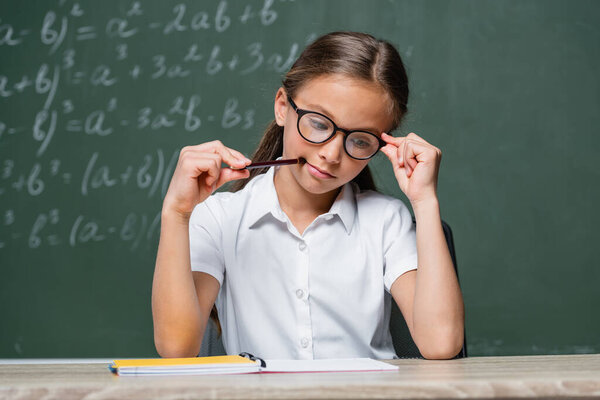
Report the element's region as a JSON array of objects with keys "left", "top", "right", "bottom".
[{"left": 190, "top": 165, "right": 417, "bottom": 360}]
